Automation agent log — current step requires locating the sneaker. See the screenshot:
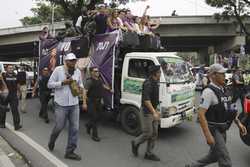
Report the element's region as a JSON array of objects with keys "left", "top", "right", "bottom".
[
  {"left": 91, "top": 136, "right": 101, "bottom": 142},
  {"left": 14, "top": 125, "right": 22, "bottom": 131},
  {"left": 131, "top": 141, "right": 138, "bottom": 157},
  {"left": 0, "top": 124, "right": 5, "bottom": 128},
  {"left": 64, "top": 152, "right": 81, "bottom": 161},
  {"left": 48, "top": 141, "right": 55, "bottom": 151},
  {"left": 144, "top": 153, "right": 160, "bottom": 161}
]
